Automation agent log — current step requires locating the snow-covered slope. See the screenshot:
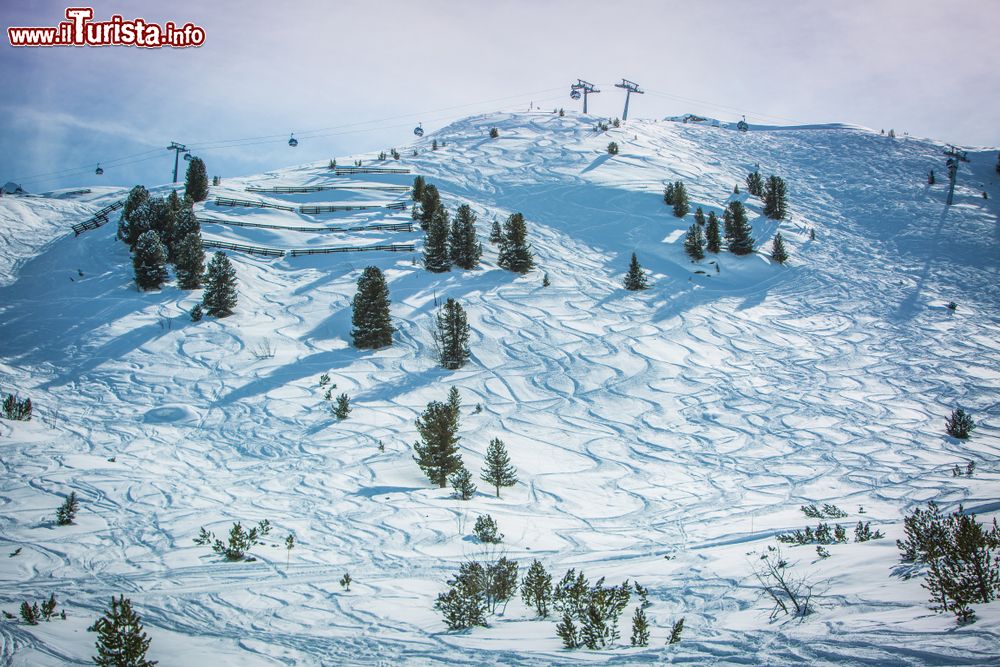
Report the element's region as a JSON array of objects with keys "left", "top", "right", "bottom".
[{"left": 1, "top": 111, "right": 998, "bottom": 665}]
